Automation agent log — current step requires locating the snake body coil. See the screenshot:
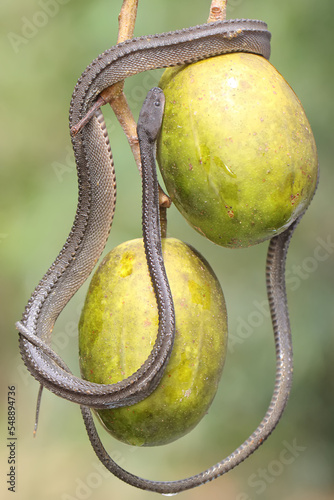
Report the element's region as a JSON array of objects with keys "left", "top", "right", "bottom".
[
  {"left": 13, "top": 16, "right": 306, "bottom": 494},
  {"left": 16, "top": 19, "right": 271, "bottom": 406}
]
